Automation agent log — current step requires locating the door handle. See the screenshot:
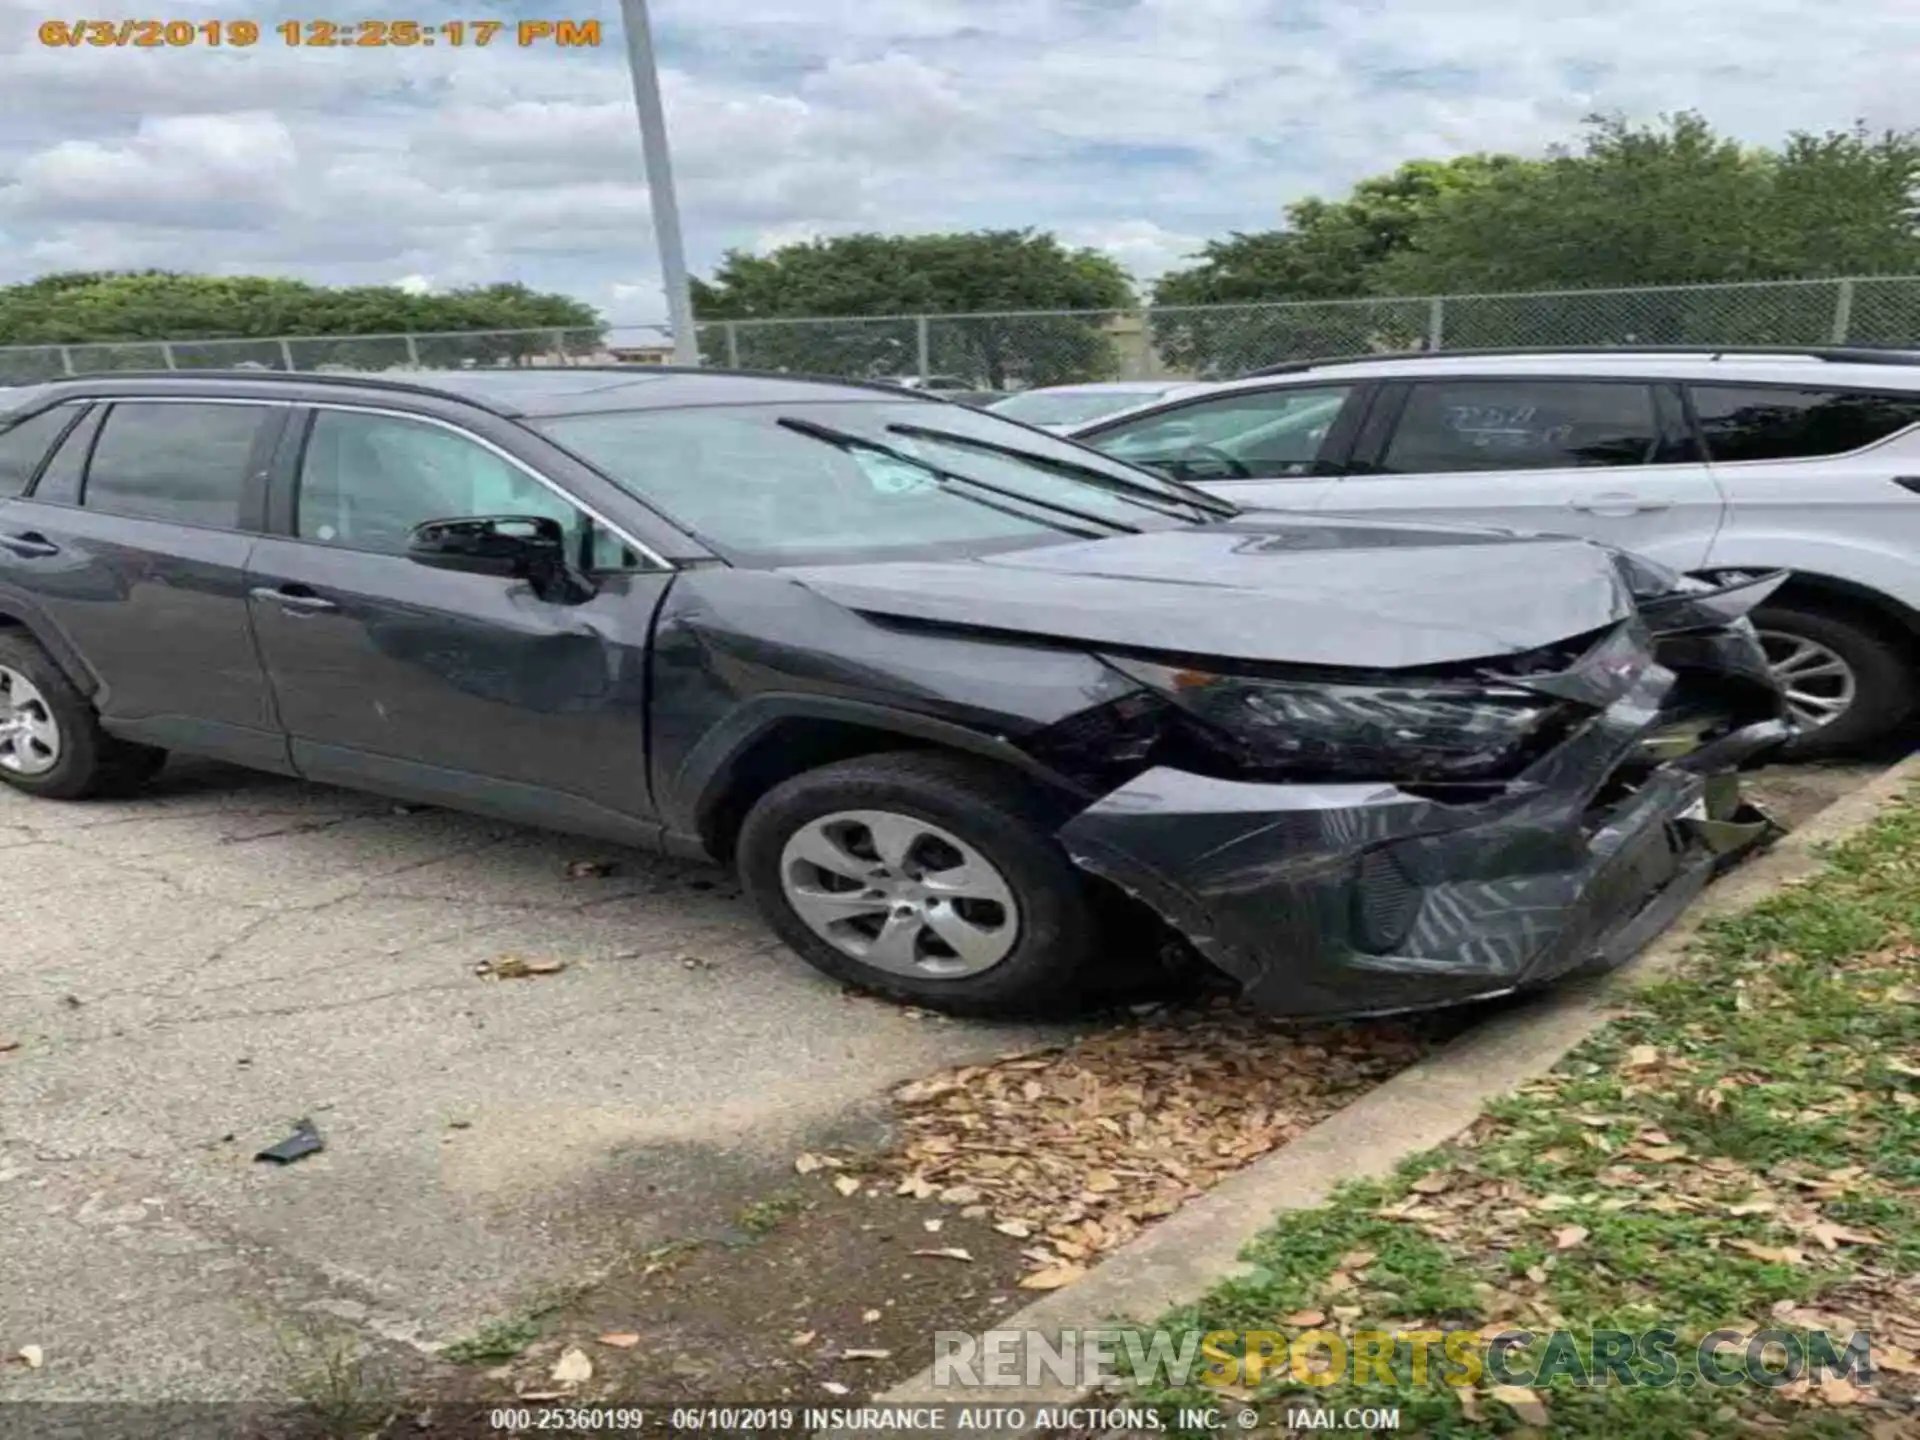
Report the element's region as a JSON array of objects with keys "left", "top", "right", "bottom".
[
  {"left": 249, "top": 585, "right": 338, "bottom": 614},
  {"left": 1568, "top": 492, "right": 1672, "bottom": 516},
  {"left": 0, "top": 531, "right": 59, "bottom": 558}
]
